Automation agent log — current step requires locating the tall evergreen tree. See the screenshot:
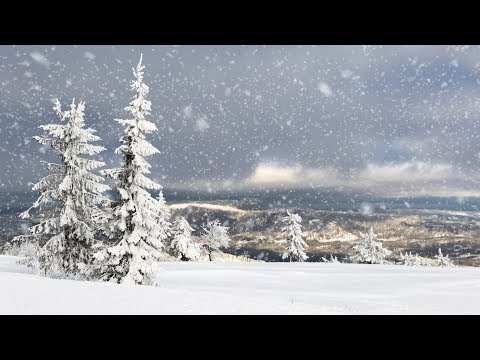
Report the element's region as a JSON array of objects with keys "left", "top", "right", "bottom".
[
  {"left": 14, "top": 99, "right": 110, "bottom": 277},
  {"left": 282, "top": 210, "right": 308, "bottom": 262},
  {"left": 94, "top": 54, "right": 168, "bottom": 285}
]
